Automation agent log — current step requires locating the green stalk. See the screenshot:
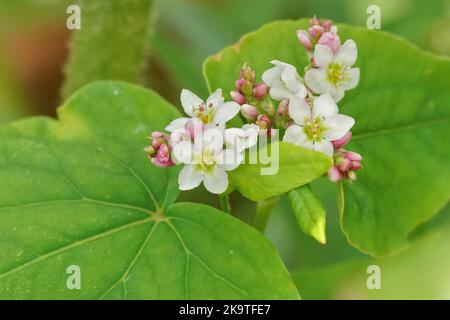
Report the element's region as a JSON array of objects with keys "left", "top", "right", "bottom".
[
  {"left": 219, "top": 194, "right": 231, "bottom": 213},
  {"left": 62, "top": 0, "right": 155, "bottom": 99},
  {"left": 251, "top": 196, "right": 280, "bottom": 232}
]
